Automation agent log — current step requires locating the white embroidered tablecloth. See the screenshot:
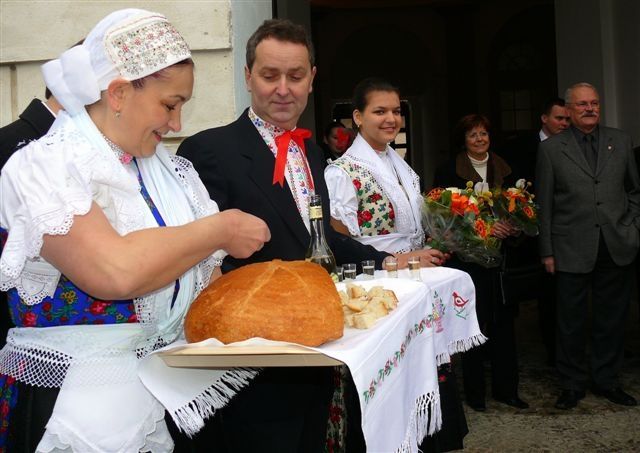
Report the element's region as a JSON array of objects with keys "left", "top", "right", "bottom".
[
  {"left": 372, "top": 267, "right": 487, "bottom": 365},
  {"left": 144, "top": 271, "right": 481, "bottom": 453}
]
